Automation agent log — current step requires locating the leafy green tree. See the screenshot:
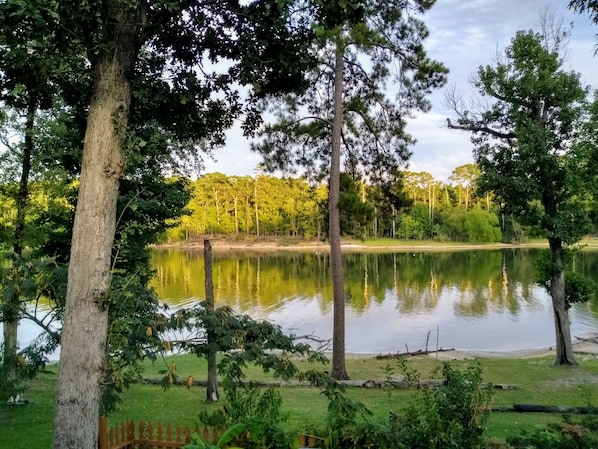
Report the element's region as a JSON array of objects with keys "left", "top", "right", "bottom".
[
  {"left": 397, "top": 214, "right": 425, "bottom": 240},
  {"left": 397, "top": 204, "right": 431, "bottom": 240},
  {"left": 438, "top": 207, "right": 467, "bottom": 242},
  {"left": 0, "top": 0, "right": 84, "bottom": 392},
  {"left": 447, "top": 24, "right": 596, "bottom": 365},
  {"left": 366, "top": 177, "right": 411, "bottom": 239},
  {"left": 464, "top": 207, "right": 502, "bottom": 243},
  {"left": 449, "top": 164, "right": 480, "bottom": 210},
  {"left": 252, "top": 0, "right": 447, "bottom": 379},
  {"left": 9, "top": 1, "right": 319, "bottom": 447}
]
